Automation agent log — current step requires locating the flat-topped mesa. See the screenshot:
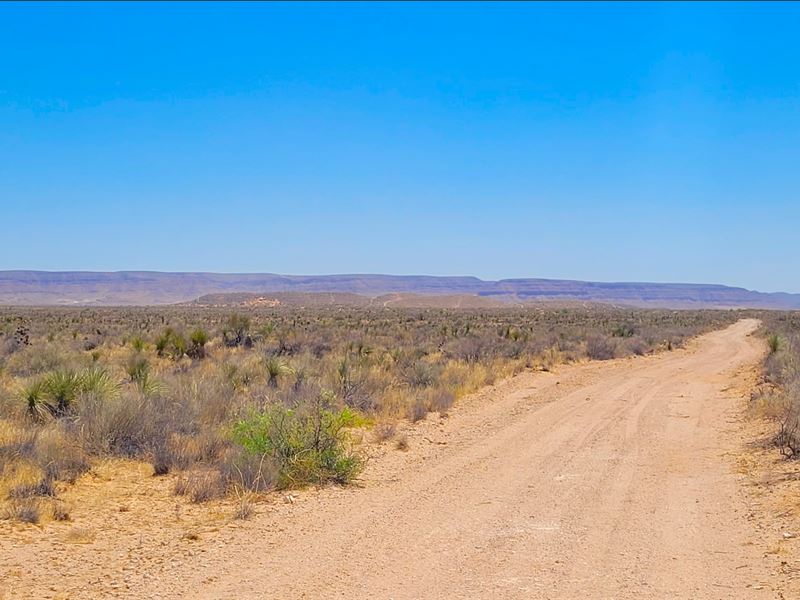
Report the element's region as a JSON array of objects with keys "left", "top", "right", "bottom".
[{"left": 0, "top": 271, "right": 797, "bottom": 308}]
